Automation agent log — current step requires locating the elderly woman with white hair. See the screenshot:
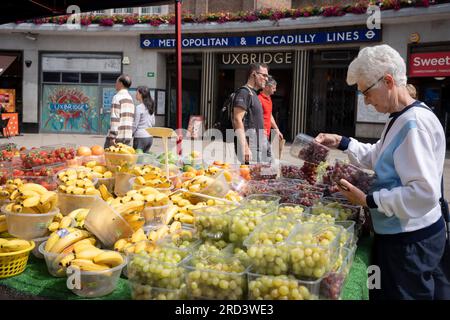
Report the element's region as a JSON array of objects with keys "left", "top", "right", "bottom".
[{"left": 315, "top": 44, "right": 450, "bottom": 300}]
